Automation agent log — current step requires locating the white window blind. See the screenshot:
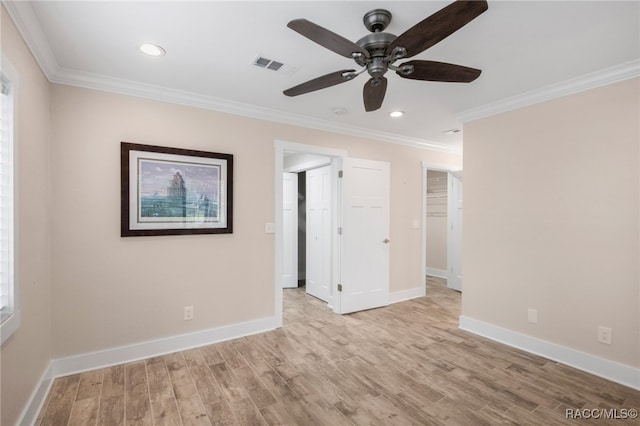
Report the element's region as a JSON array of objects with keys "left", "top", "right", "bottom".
[
  {"left": 0, "top": 72, "right": 14, "bottom": 323},
  {"left": 0, "top": 57, "right": 20, "bottom": 344}
]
